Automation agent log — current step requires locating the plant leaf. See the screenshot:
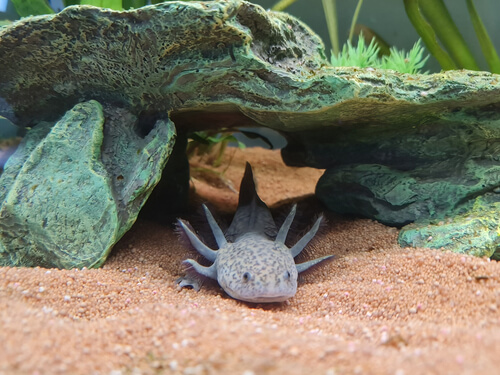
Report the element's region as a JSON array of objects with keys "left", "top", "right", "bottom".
[
  {"left": 403, "top": 0, "right": 456, "bottom": 70},
  {"left": 348, "top": 0, "right": 363, "bottom": 43},
  {"left": 122, "top": 0, "right": 147, "bottom": 9},
  {"left": 321, "top": 0, "right": 339, "bottom": 57},
  {"left": 331, "top": 34, "right": 380, "bottom": 68},
  {"left": 418, "top": 0, "right": 478, "bottom": 70},
  {"left": 188, "top": 132, "right": 212, "bottom": 145},
  {"left": 11, "top": 0, "right": 54, "bottom": 16},
  {"left": 466, "top": 0, "right": 500, "bottom": 74},
  {"left": 239, "top": 130, "right": 274, "bottom": 149},
  {"left": 79, "top": 0, "right": 122, "bottom": 10},
  {"left": 271, "top": 0, "right": 299, "bottom": 12}
]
